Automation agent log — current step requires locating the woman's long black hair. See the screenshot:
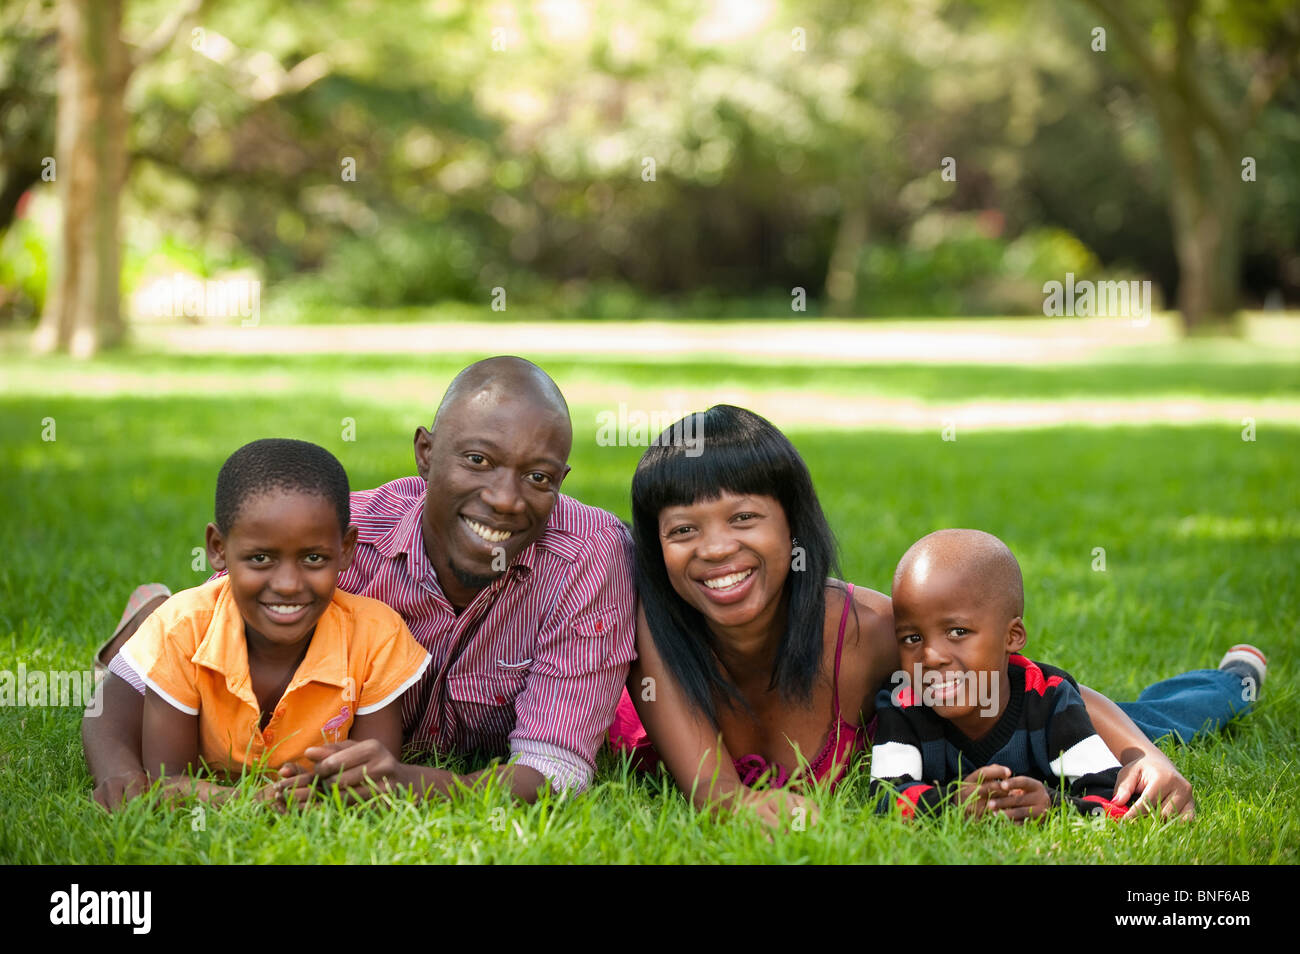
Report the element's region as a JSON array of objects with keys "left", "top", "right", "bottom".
[{"left": 631, "top": 405, "right": 841, "bottom": 725}]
